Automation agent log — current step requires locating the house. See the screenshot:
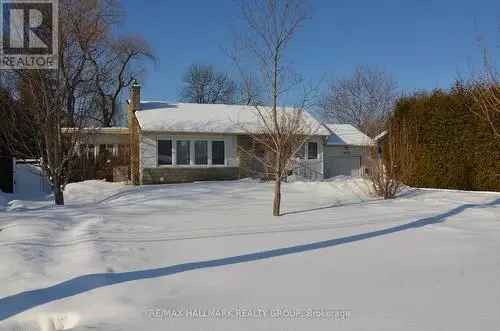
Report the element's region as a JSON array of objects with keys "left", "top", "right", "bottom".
[
  {"left": 126, "top": 81, "right": 331, "bottom": 184},
  {"left": 77, "top": 81, "right": 372, "bottom": 184}
]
